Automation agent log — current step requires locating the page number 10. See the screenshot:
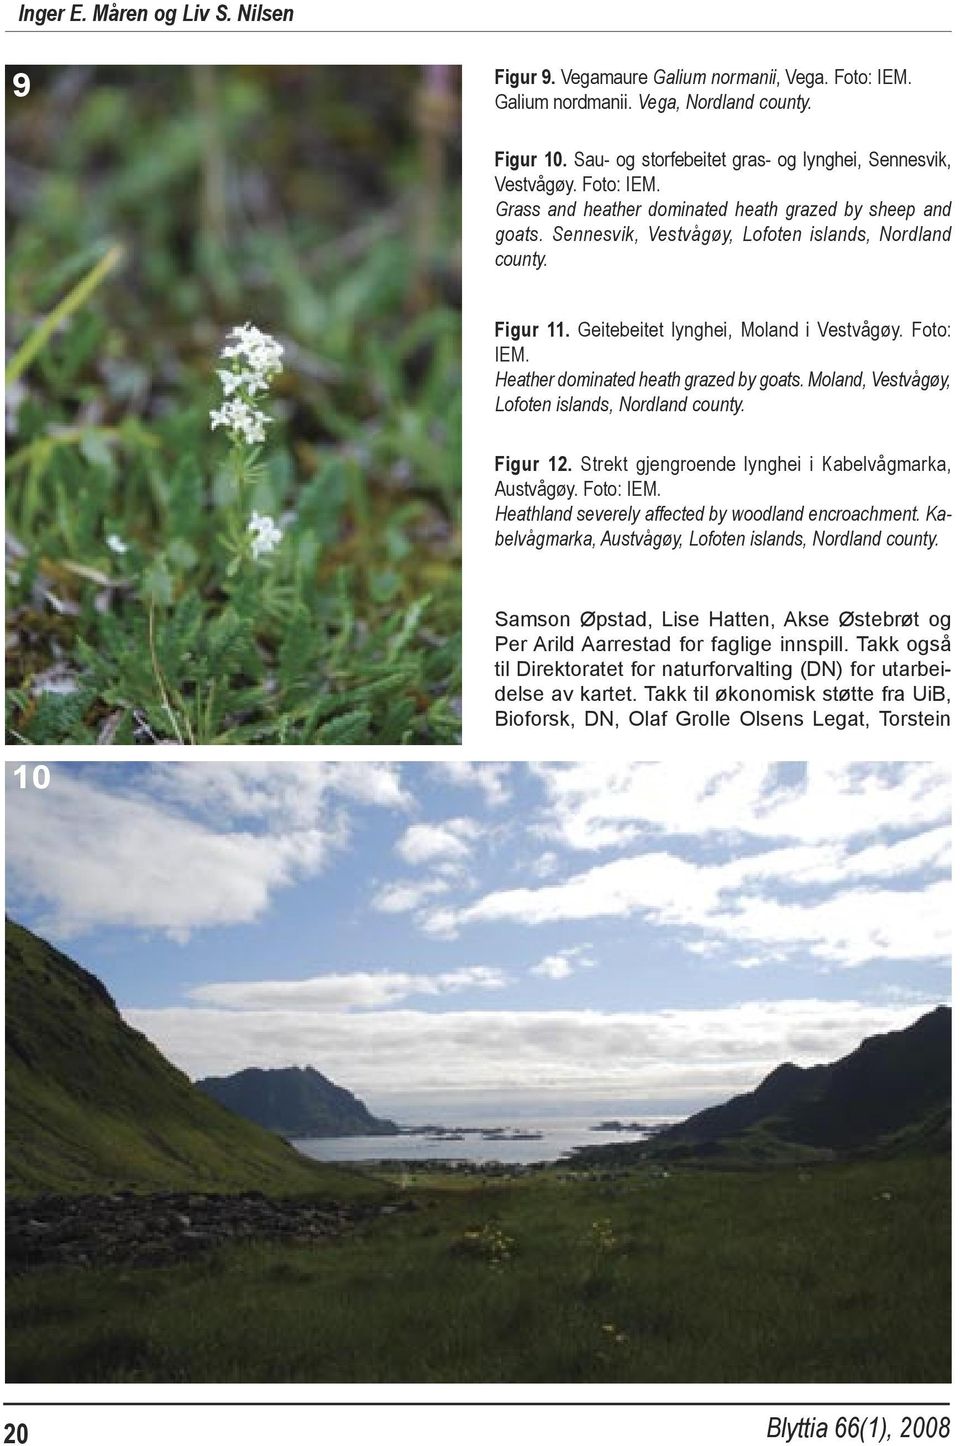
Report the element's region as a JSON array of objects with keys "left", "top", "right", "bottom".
[{"left": 12, "top": 765, "right": 49, "bottom": 790}]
